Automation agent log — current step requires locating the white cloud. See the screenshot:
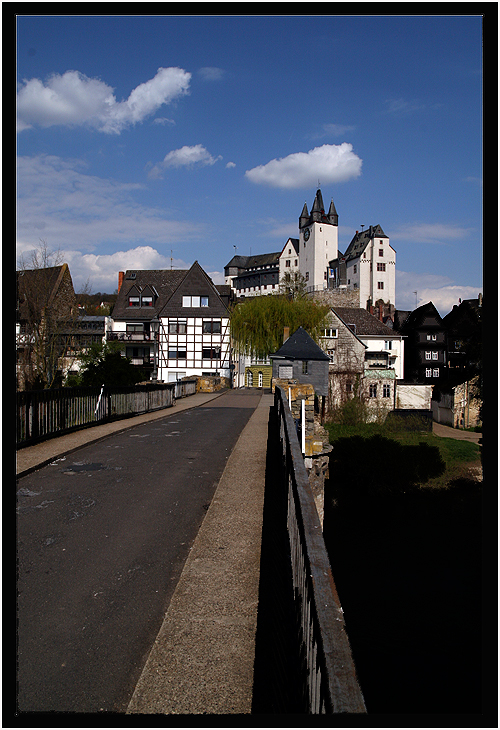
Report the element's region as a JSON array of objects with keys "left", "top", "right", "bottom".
[
  {"left": 384, "top": 98, "right": 426, "bottom": 115},
  {"left": 148, "top": 144, "right": 222, "bottom": 179},
  {"left": 17, "top": 67, "right": 191, "bottom": 134},
  {"left": 162, "top": 144, "right": 221, "bottom": 168},
  {"left": 245, "top": 143, "right": 362, "bottom": 189},
  {"left": 17, "top": 154, "right": 206, "bottom": 256},
  {"left": 197, "top": 67, "right": 225, "bottom": 81},
  {"left": 395, "top": 270, "right": 482, "bottom": 315},
  {"left": 225, "top": 161, "right": 236, "bottom": 169},
  {"left": 311, "top": 123, "right": 356, "bottom": 139},
  {"left": 153, "top": 117, "right": 175, "bottom": 126},
  {"left": 66, "top": 247, "right": 193, "bottom": 292},
  {"left": 391, "top": 223, "right": 473, "bottom": 245}
]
